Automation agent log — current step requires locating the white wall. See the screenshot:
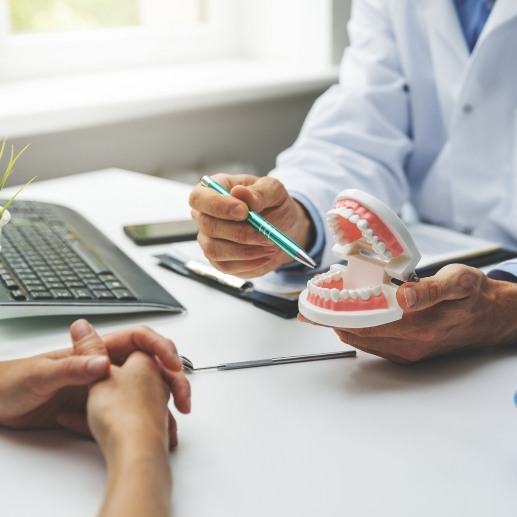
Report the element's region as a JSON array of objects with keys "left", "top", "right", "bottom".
[{"left": 8, "top": 91, "right": 322, "bottom": 185}]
